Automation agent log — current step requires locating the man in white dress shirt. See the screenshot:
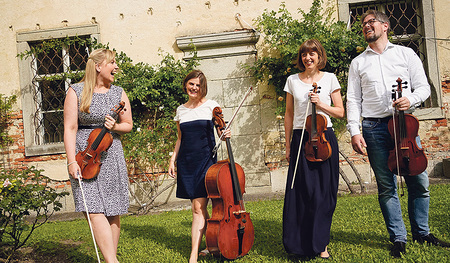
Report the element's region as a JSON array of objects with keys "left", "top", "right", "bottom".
[{"left": 346, "top": 9, "right": 449, "bottom": 258}]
